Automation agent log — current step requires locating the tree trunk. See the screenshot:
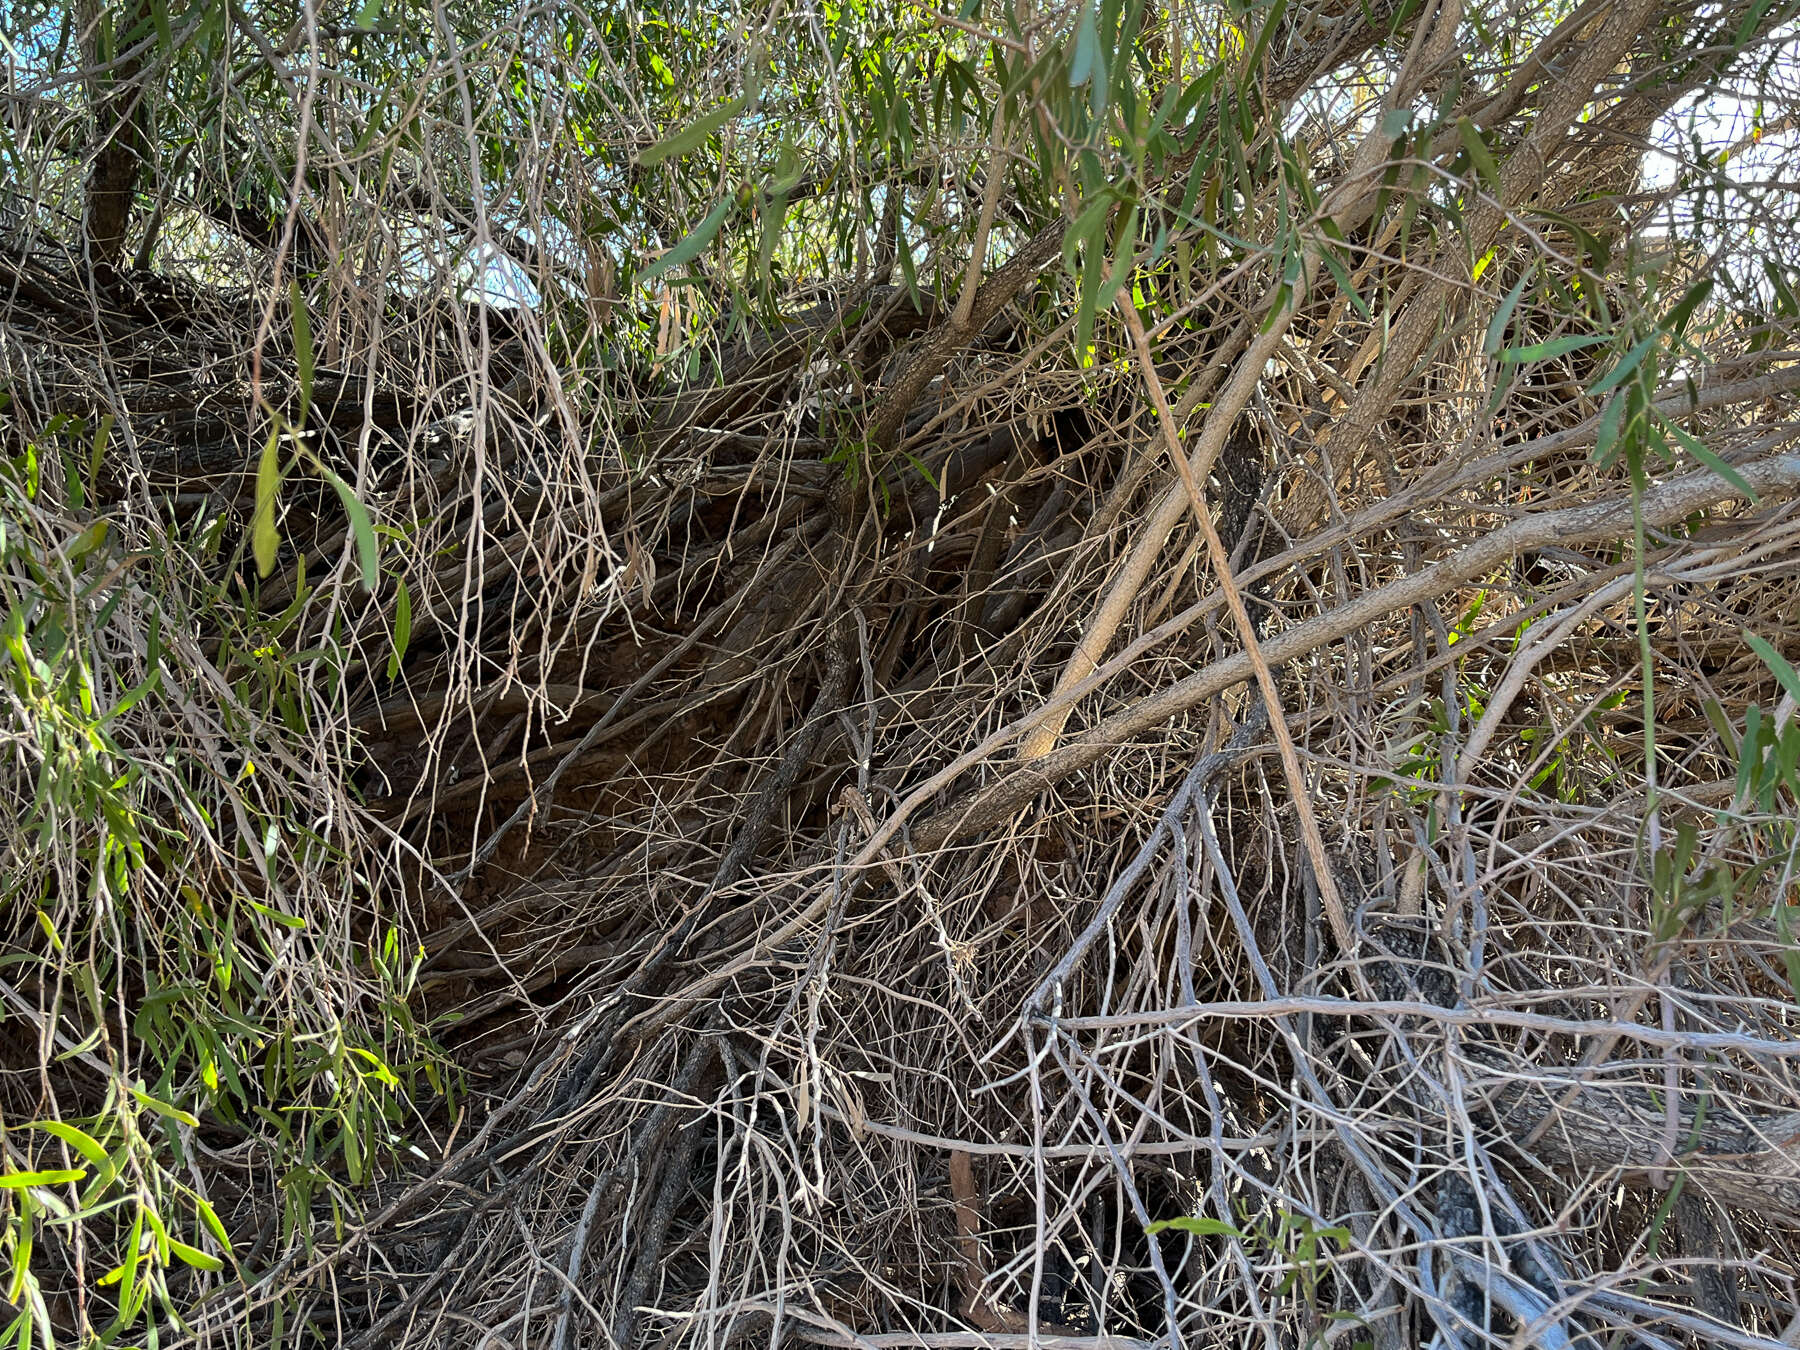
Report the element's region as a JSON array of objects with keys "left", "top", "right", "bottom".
[{"left": 77, "top": 0, "right": 153, "bottom": 271}]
